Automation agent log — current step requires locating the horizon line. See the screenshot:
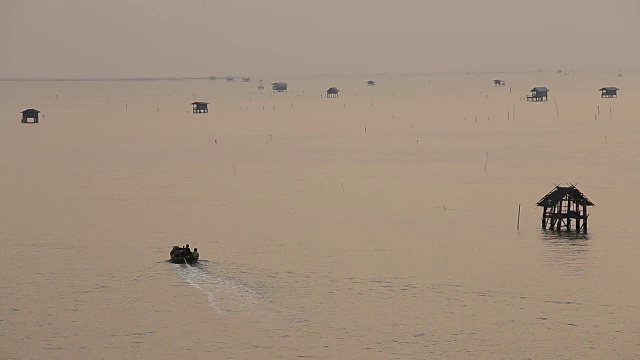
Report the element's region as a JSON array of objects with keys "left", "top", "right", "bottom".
[{"left": 0, "top": 67, "right": 631, "bottom": 82}]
